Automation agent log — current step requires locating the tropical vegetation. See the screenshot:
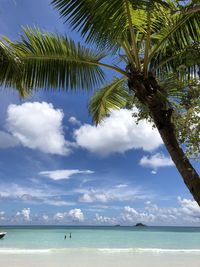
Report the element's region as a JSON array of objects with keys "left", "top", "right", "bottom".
[{"left": 0, "top": 0, "right": 199, "bottom": 203}]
